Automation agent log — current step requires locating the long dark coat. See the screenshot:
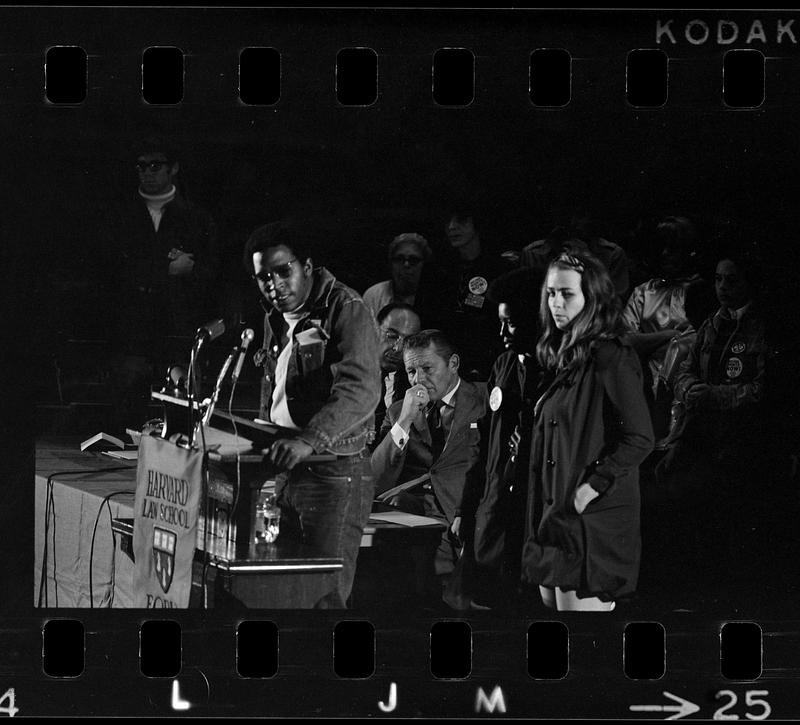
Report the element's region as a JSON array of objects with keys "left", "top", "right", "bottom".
[
  {"left": 521, "top": 338, "right": 654, "bottom": 600},
  {"left": 473, "top": 351, "right": 542, "bottom": 572}
]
